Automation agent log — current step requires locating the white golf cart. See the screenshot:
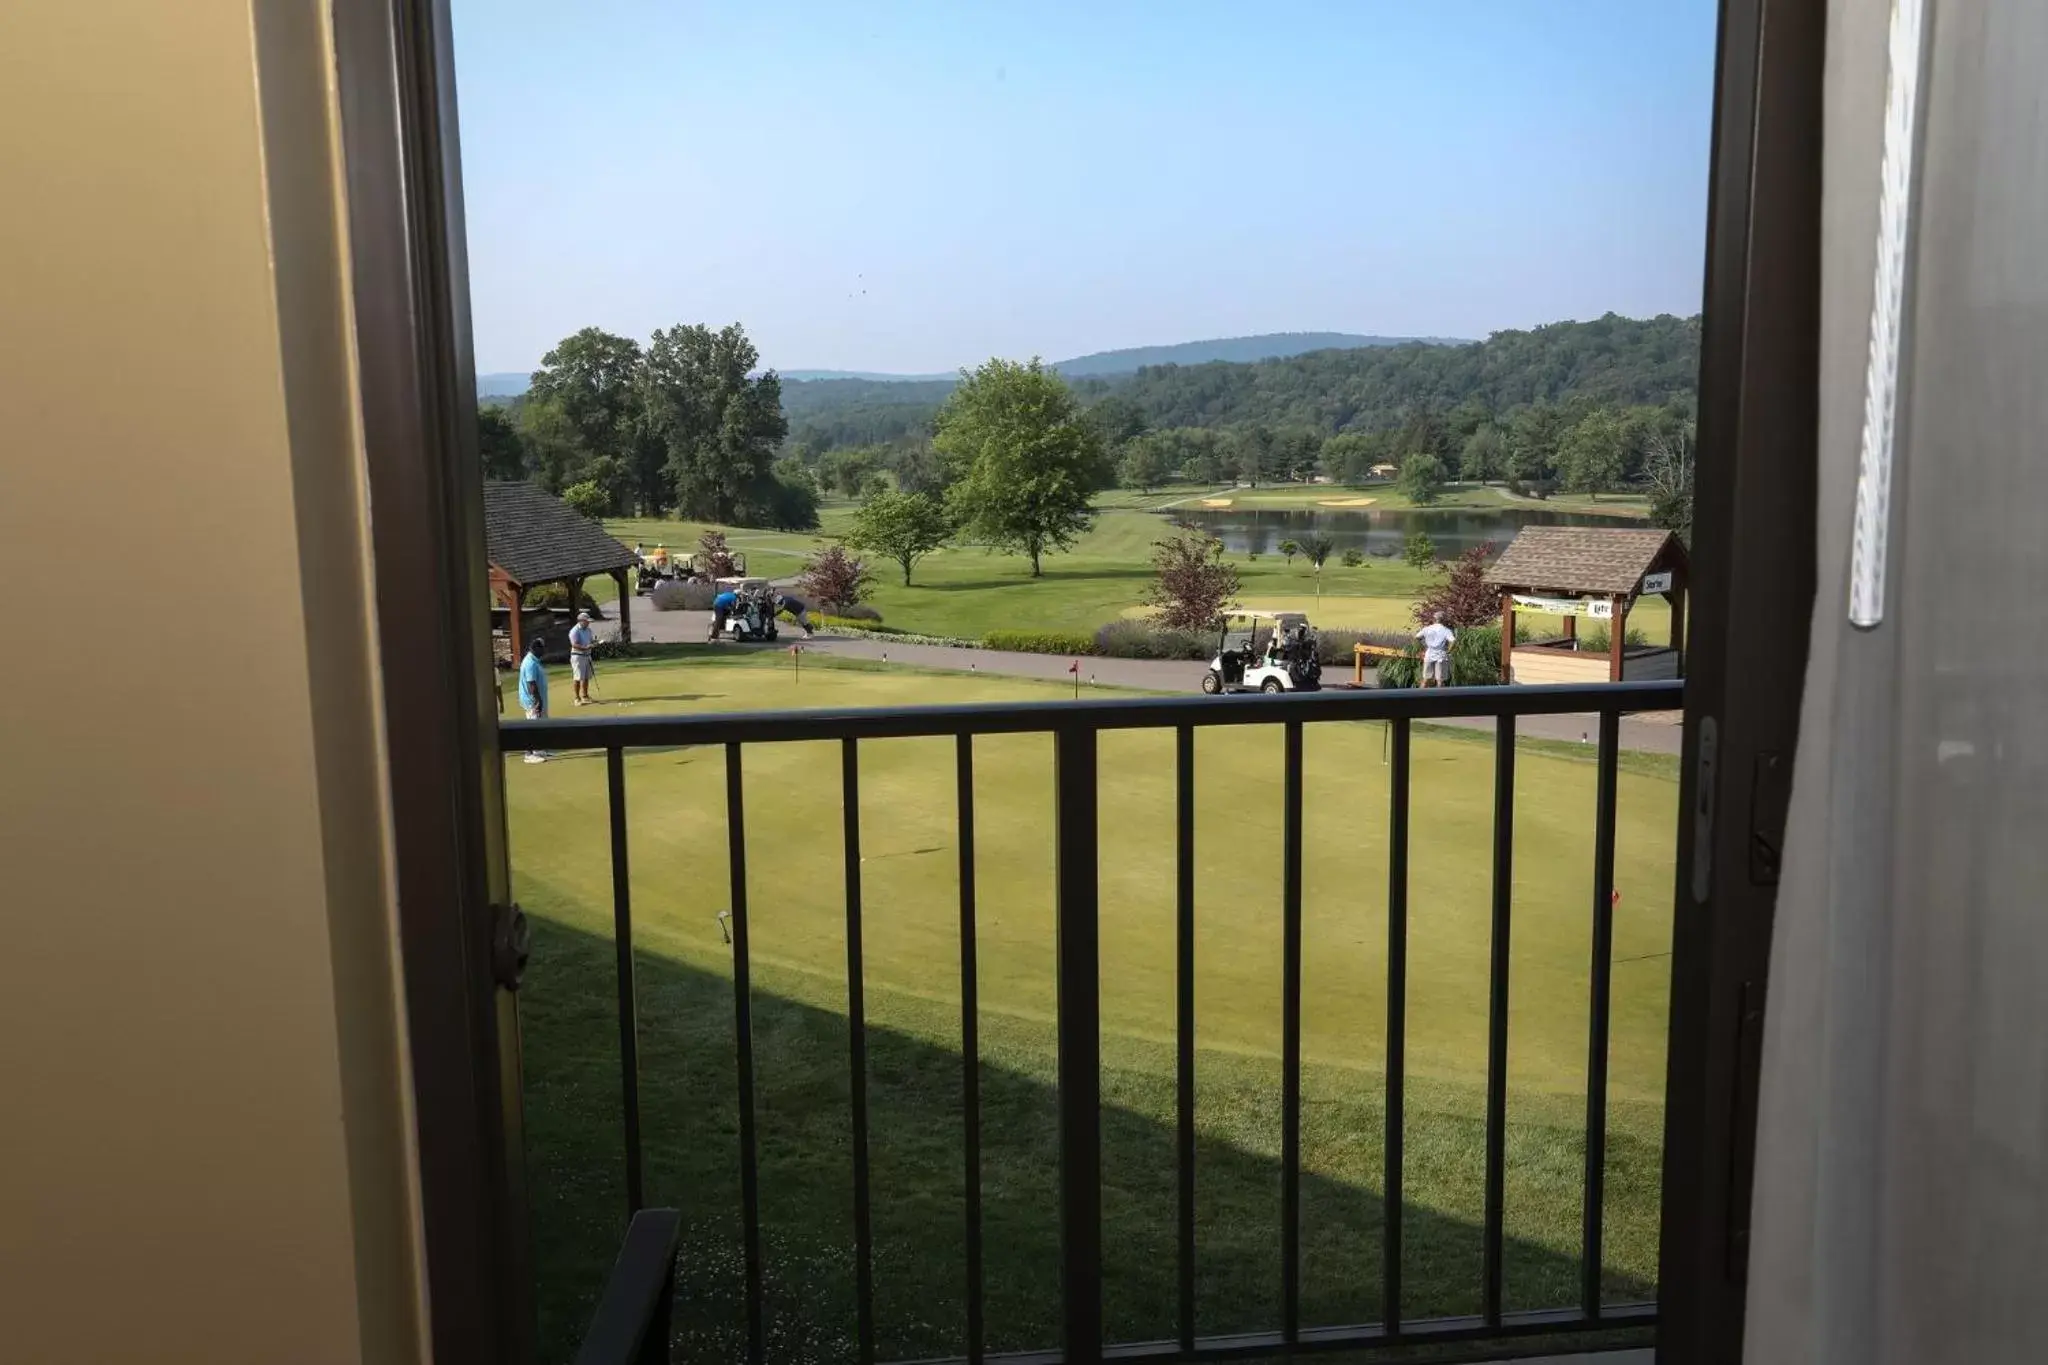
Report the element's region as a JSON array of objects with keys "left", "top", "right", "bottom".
[
  {"left": 1199, "top": 610, "right": 1323, "bottom": 694},
  {"left": 712, "top": 577, "right": 780, "bottom": 642}
]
